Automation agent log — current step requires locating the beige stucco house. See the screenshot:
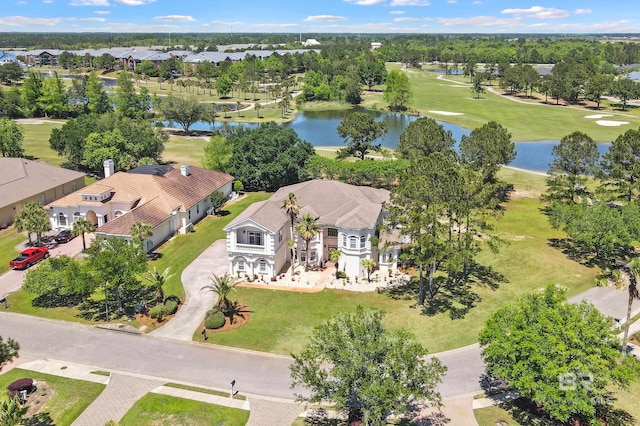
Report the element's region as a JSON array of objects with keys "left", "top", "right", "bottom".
[
  {"left": 0, "top": 158, "right": 86, "bottom": 228},
  {"left": 47, "top": 160, "right": 233, "bottom": 251},
  {"left": 224, "top": 179, "right": 400, "bottom": 279}
]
